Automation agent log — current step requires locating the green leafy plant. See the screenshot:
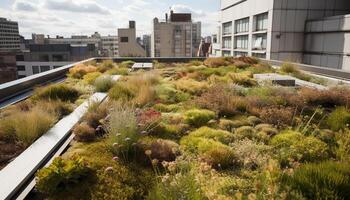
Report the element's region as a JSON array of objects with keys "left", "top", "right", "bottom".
[
  {"left": 36, "top": 157, "right": 94, "bottom": 198},
  {"left": 327, "top": 107, "right": 350, "bottom": 131},
  {"left": 184, "top": 109, "right": 215, "bottom": 127}
]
